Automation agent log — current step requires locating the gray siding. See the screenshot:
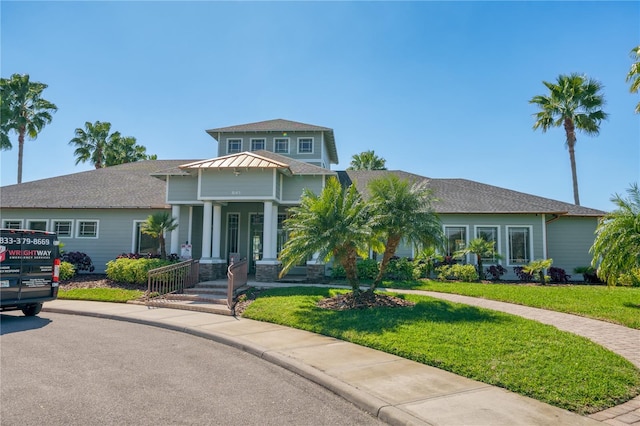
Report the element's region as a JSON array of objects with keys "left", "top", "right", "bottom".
[
  {"left": 1, "top": 208, "right": 171, "bottom": 273},
  {"left": 282, "top": 175, "right": 324, "bottom": 202},
  {"left": 200, "top": 170, "right": 275, "bottom": 199},
  {"left": 167, "top": 175, "right": 199, "bottom": 203},
  {"left": 547, "top": 216, "right": 598, "bottom": 280}
]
